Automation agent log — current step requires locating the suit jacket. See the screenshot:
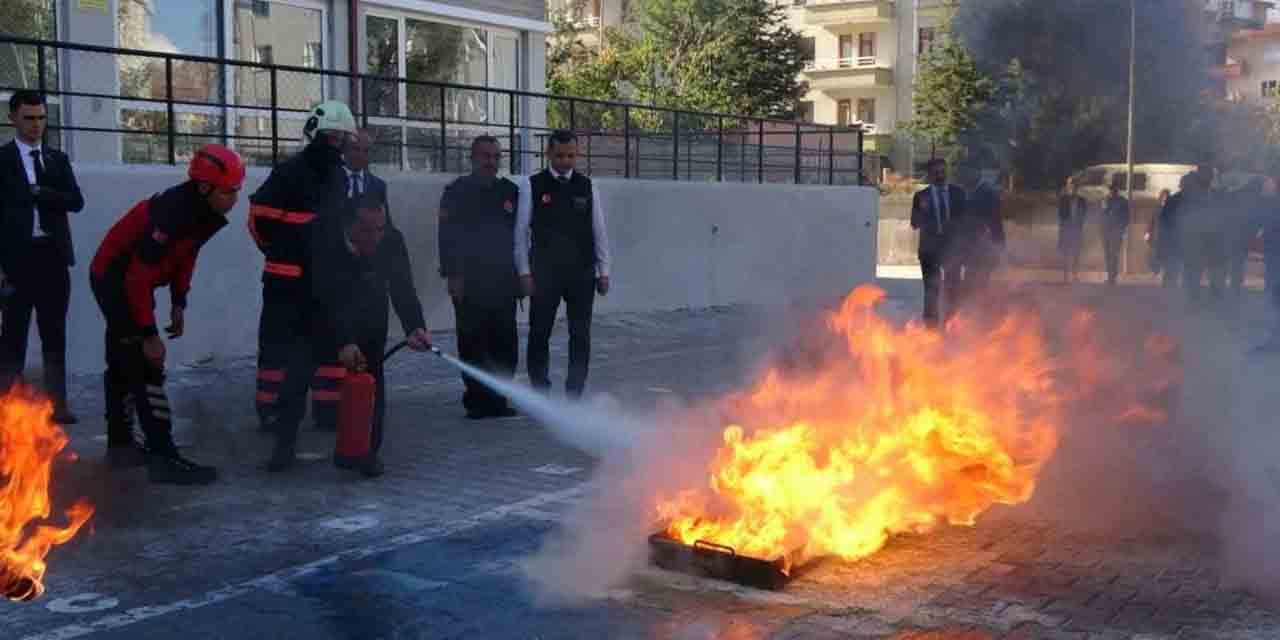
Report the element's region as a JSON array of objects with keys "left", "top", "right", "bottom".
[
  {"left": 0, "top": 140, "right": 85, "bottom": 273},
  {"left": 911, "top": 183, "right": 967, "bottom": 256},
  {"left": 347, "top": 170, "right": 391, "bottom": 225}
]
